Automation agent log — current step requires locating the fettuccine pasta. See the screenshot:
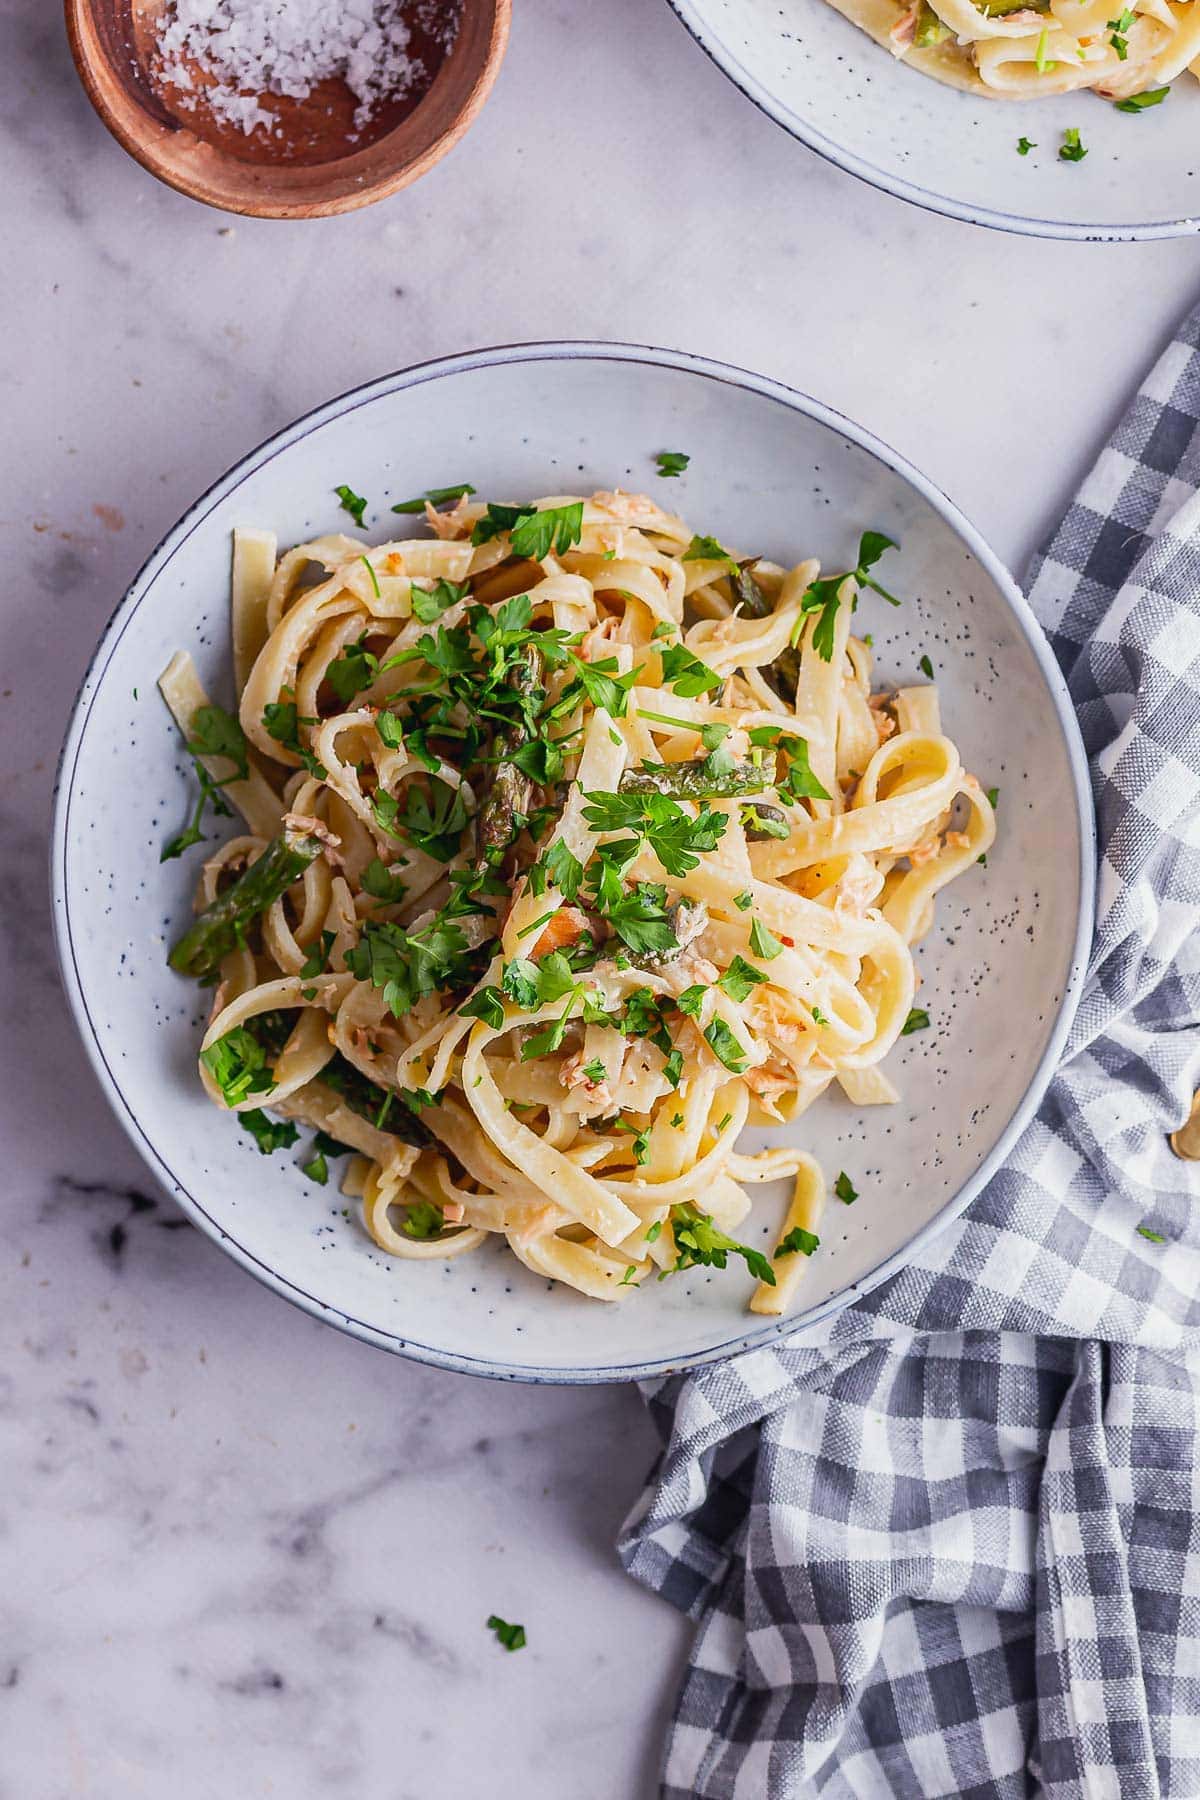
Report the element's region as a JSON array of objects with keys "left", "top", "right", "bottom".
[
  {"left": 160, "top": 486, "right": 995, "bottom": 1312},
  {"left": 829, "top": 0, "right": 1194, "bottom": 102}
]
